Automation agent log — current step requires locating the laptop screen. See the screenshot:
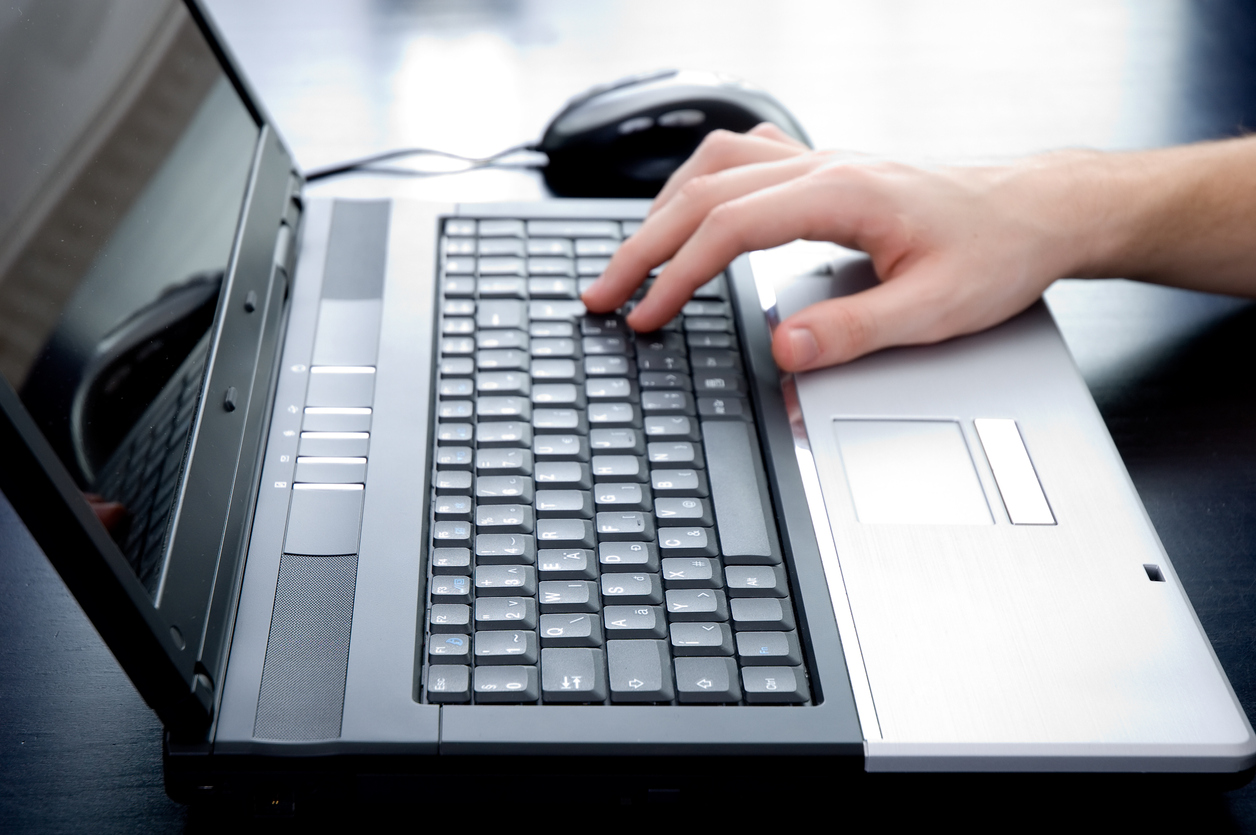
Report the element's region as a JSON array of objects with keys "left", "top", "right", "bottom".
[{"left": 0, "top": 0, "right": 259, "bottom": 597}]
